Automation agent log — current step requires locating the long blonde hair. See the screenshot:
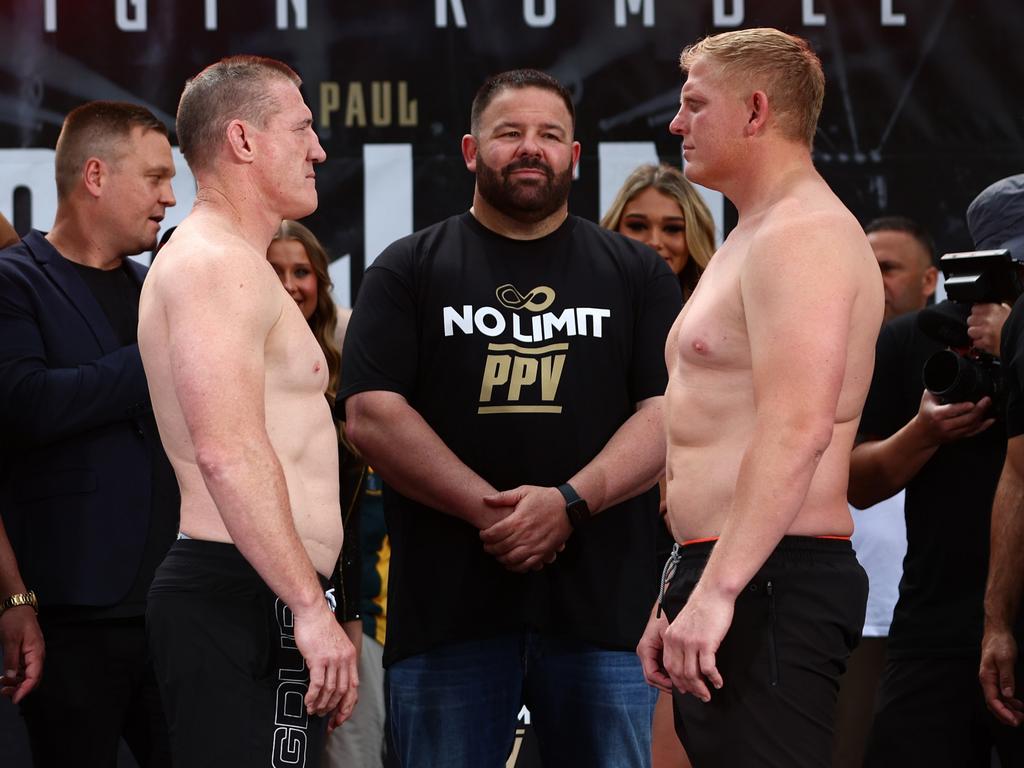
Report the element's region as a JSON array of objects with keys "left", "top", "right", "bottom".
[
  {"left": 272, "top": 220, "right": 341, "bottom": 399},
  {"left": 601, "top": 163, "right": 715, "bottom": 300}
]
